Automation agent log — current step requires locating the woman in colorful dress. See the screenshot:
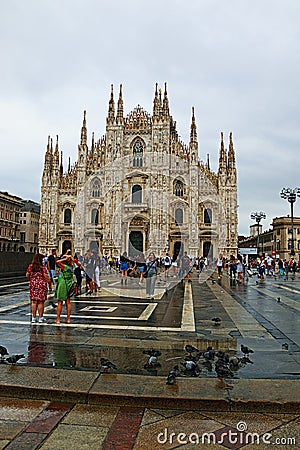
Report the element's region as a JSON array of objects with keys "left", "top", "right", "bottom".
[
  {"left": 55, "top": 250, "right": 75, "bottom": 324},
  {"left": 26, "top": 253, "right": 52, "bottom": 323}
]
